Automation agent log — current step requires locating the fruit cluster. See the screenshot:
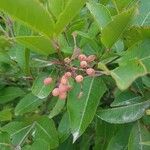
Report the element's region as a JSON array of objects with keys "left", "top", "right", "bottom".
[{"left": 43, "top": 54, "right": 96, "bottom": 100}]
